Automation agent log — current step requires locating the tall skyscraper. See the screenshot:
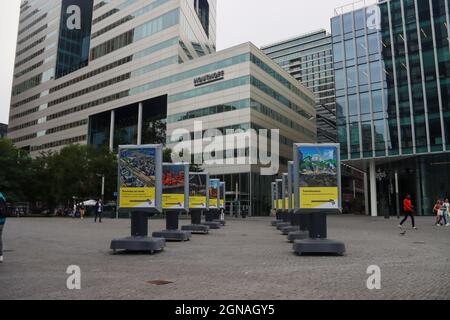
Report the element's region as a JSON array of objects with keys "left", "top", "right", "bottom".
[
  {"left": 262, "top": 30, "right": 337, "bottom": 143},
  {"left": 9, "top": 0, "right": 316, "bottom": 215},
  {"left": 332, "top": 0, "right": 450, "bottom": 216}
]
